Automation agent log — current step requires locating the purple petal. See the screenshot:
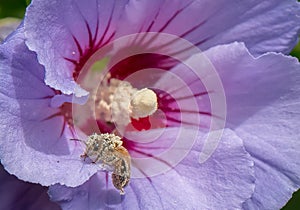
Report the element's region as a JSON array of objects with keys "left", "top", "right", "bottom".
[
  {"left": 204, "top": 42, "right": 300, "bottom": 209},
  {"left": 24, "top": 0, "right": 128, "bottom": 95},
  {"left": 50, "top": 94, "right": 88, "bottom": 108},
  {"left": 49, "top": 128, "right": 255, "bottom": 209},
  {"left": 117, "top": 0, "right": 300, "bottom": 55},
  {"left": 0, "top": 164, "right": 60, "bottom": 210},
  {"left": 0, "top": 27, "right": 100, "bottom": 187},
  {"left": 24, "top": 0, "right": 300, "bottom": 96},
  {"left": 152, "top": 51, "right": 224, "bottom": 131}
]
